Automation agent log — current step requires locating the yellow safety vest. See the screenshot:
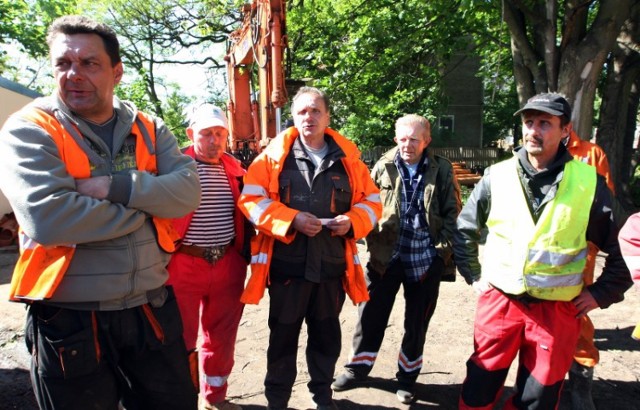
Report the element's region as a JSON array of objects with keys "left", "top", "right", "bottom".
[
  {"left": 9, "top": 107, "right": 178, "bottom": 301},
  {"left": 482, "top": 157, "right": 596, "bottom": 301}
]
